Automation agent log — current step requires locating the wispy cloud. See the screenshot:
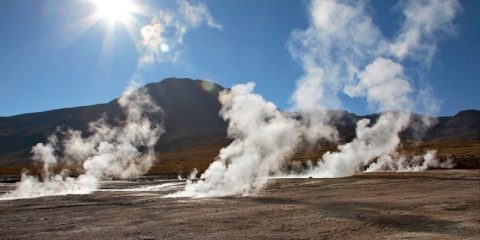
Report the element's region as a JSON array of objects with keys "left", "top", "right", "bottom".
[
  {"left": 138, "top": 0, "right": 222, "bottom": 67},
  {"left": 289, "top": 0, "right": 460, "bottom": 114},
  {"left": 288, "top": 0, "right": 383, "bottom": 110},
  {"left": 390, "top": 0, "right": 461, "bottom": 63}
]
